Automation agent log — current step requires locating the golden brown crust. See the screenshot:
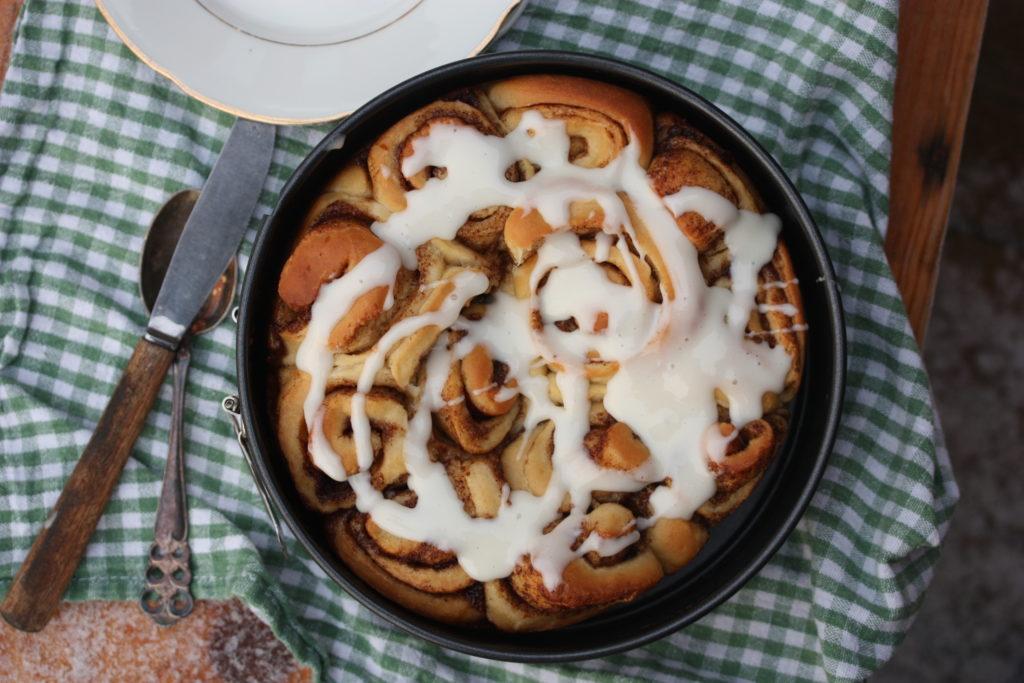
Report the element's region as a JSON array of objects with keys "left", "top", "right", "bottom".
[
  {"left": 488, "top": 75, "right": 655, "bottom": 167},
  {"left": 368, "top": 93, "right": 502, "bottom": 212},
  {"left": 269, "top": 75, "right": 806, "bottom": 633},
  {"left": 435, "top": 358, "right": 521, "bottom": 454},
  {"left": 585, "top": 422, "right": 651, "bottom": 471},
  {"left": 275, "top": 373, "right": 356, "bottom": 514},
  {"left": 504, "top": 201, "right": 609, "bottom": 264},
  {"left": 484, "top": 579, "right": 603, "bottom": 632},
  {"left": 460, "top": 344, "right": 518, "bottom": 416},
  {"left": 278, "top": 220, "right": 383, "bottom": 309},
  {"left": 502, "top": 421, "right": 554, "bottom": 496},
  {"left": 327, "top": 515, "right": 485, "bottom": 625},
  {"left": 648, "top": 113, "right": 806, "bottom": 401},
  {"left": 510, "top": 551, "right": 664, "bottom": 611},
  {"left": 647, "top": 517, "right": 710, "bottom": 572}
]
